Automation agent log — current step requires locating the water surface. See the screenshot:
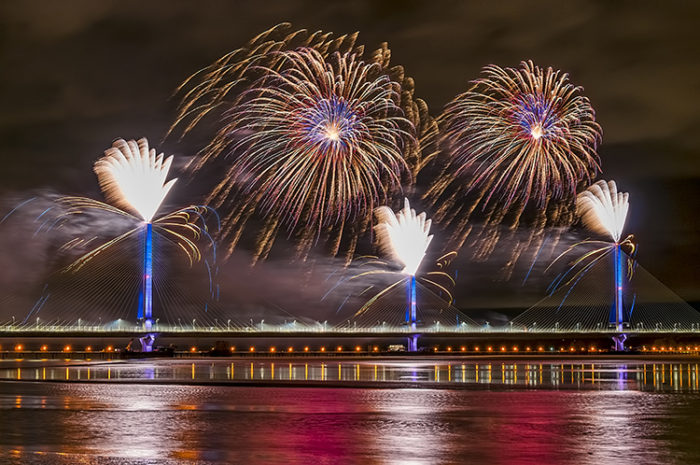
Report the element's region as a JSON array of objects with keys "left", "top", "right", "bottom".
[{"left": 0, "top": 358, "right": 698, "bottom": 464}]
